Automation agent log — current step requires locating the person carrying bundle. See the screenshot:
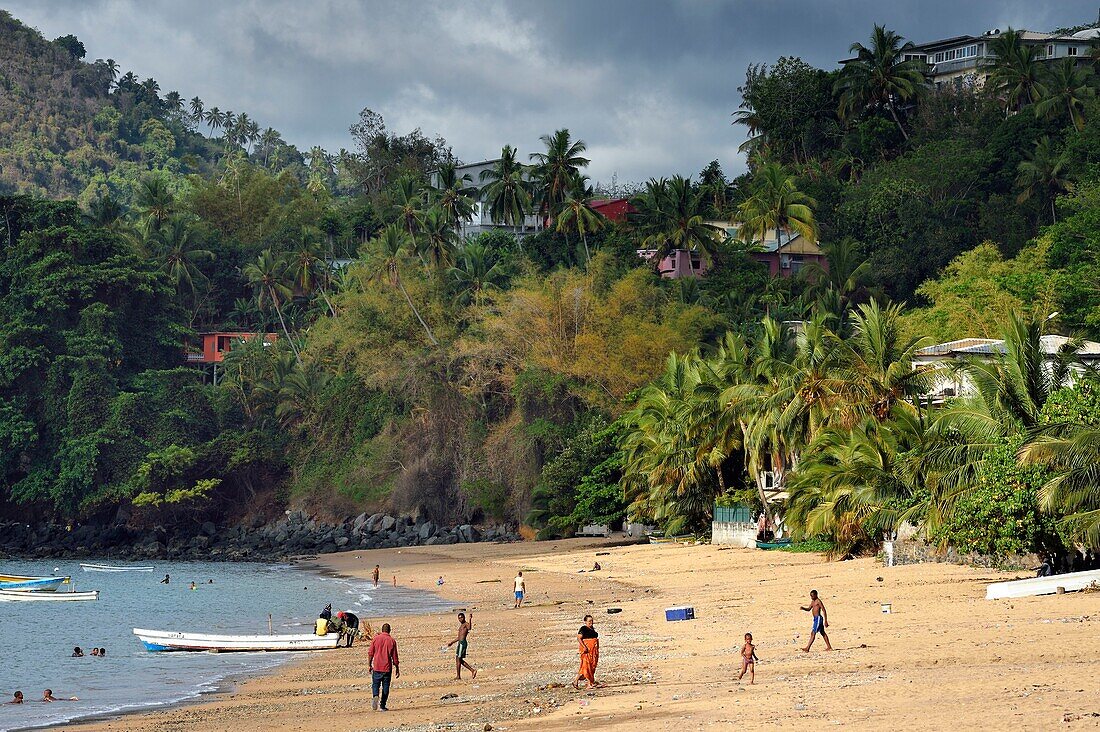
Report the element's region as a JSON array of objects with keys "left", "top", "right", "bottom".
[{"left": 335, "top": 611, "right": 360, "bottom": 647}]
